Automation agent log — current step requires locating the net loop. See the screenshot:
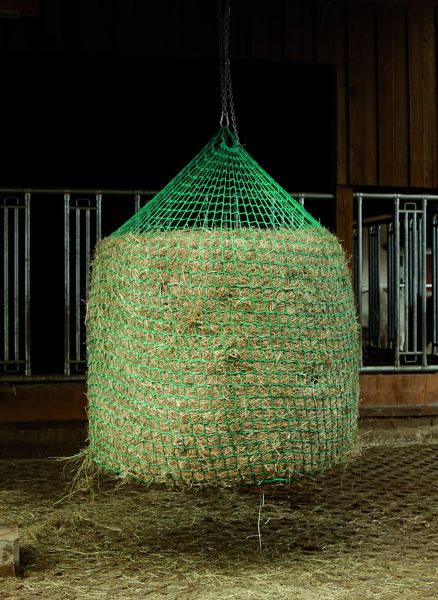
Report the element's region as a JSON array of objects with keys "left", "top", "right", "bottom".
[{"left": 219, "top": 125, "right": 238, "bottom": 147}]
